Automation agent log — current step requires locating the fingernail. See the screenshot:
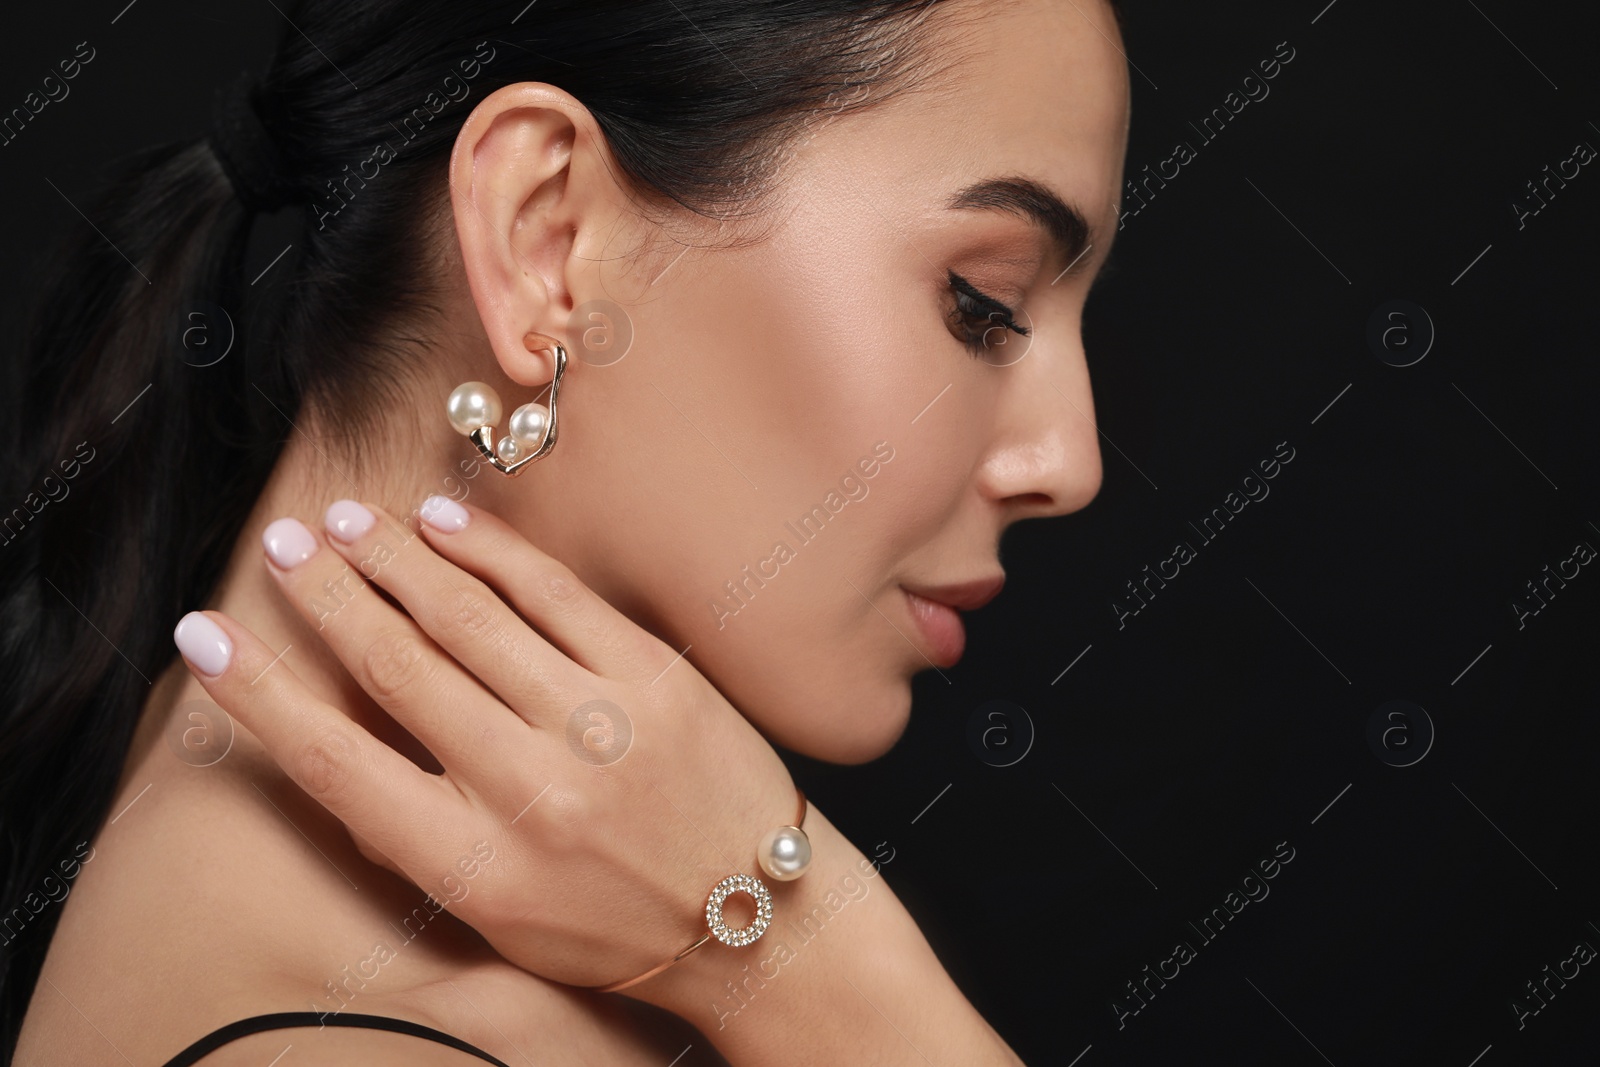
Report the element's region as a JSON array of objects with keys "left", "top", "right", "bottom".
[
  {"left": 174, "top": 612, "right": 232, "bottom": 677},
  {"left": 263, "top": 517, "right": 318, "bottom": 569},
  {"left": 324, "top": 499, "right": 376, "bottom": 543},
  {"left": 420, "top": 495, "right": 470, "bottom": 533}
]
